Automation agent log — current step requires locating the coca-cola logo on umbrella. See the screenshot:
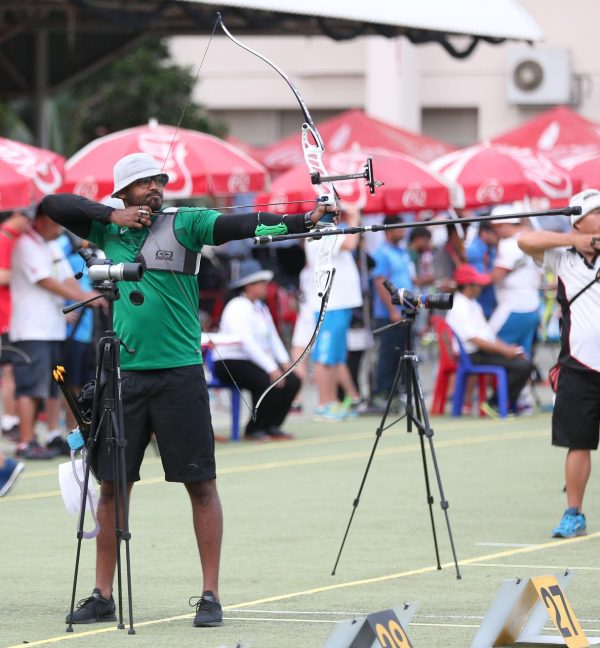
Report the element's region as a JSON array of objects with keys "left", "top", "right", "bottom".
[
  {"left": 73, "top": 176, "right": 100, "bottom": 200},
  {"left": 476, "top": 179, "right": 505, "bottom": 204},
  {"left": 502, "top": 146, "right": 572, "bottom": 200},
  {"left": 402, "top": 184, "right": 427, "bottom": 208},
  {"left": 0, "top": 140, "right": 62, "bottom": 194},
  {"left": 227, "top": 168, "right": 251, "bottom": 194}
]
